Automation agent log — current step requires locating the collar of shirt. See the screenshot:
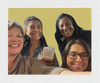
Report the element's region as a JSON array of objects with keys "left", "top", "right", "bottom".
[{"left": 25, "top": 45, "right": 42, "bottom": 58}]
